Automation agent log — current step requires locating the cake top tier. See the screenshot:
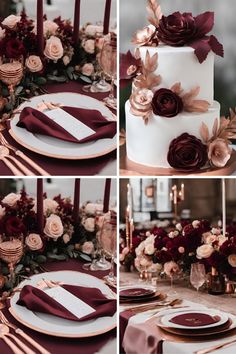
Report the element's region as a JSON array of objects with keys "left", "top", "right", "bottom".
[{"left": 132, "top": 0, "right": 224, "bottom": 64}]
